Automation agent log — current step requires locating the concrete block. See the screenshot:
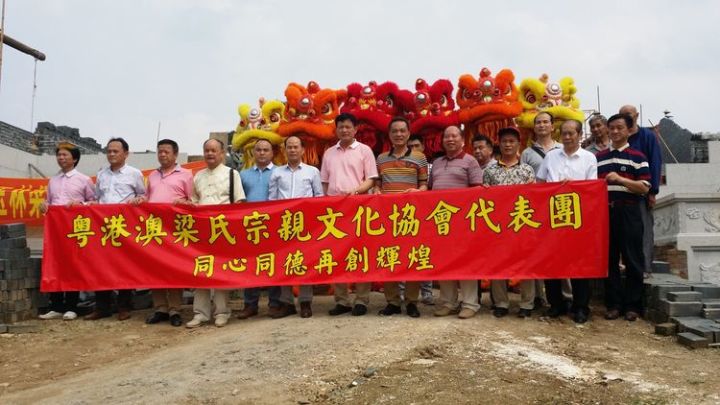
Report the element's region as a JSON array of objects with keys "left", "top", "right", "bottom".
[
  {"left": 0, "top": 259, "right": 6, "bottom": 271},
  {"left": 655, "top": 323, "right": 677, "bottom": 336},
  {"left": 703, "top": 309, "right": 720, "bottom": 320},
  {"left": 651, "top": 284, "right": 692, "bottom": 306},
  {"left": 1, "top": 267, "right": 25, "bottom": 280},
  {"left": 659, "top": 299, "right": 703, "bottom": 317},
  {"left": 667, "top": 291, "right": 704, "bottom": 302},
  {"left": 5, "top": 324, "right": 39, "bottom": 333},
  {"left": 678, "top": 332, "right": 709, "bottom": 349},
  {"left": 0, "top": 223, "right": 26, "bottom": 239},
  {"left": 6, "top": 258, "right": 30, "bottom": 270},
  {"left": 686, "top": 325, "right": 718, "bottom": 341},
  {"left": 0, "top": 324, "right": 7, "bottom": 333},
  {"left": 692, "top": 285, "right": 720, "bottom": 299},
  {"left": 0, "top": 238, "right": 27, "bottom": 249},
  {"left": 670, "top": 316, "right": 707, "bottom": 332},
  {"left": 0, "top": 247, "right": 31, "bottom": 260},
  {"left": 646, "top": 309, "right": 669, "bottom": 324},
  {"left": 651, "top": 261, "right": 671, "bottom": 274}
]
